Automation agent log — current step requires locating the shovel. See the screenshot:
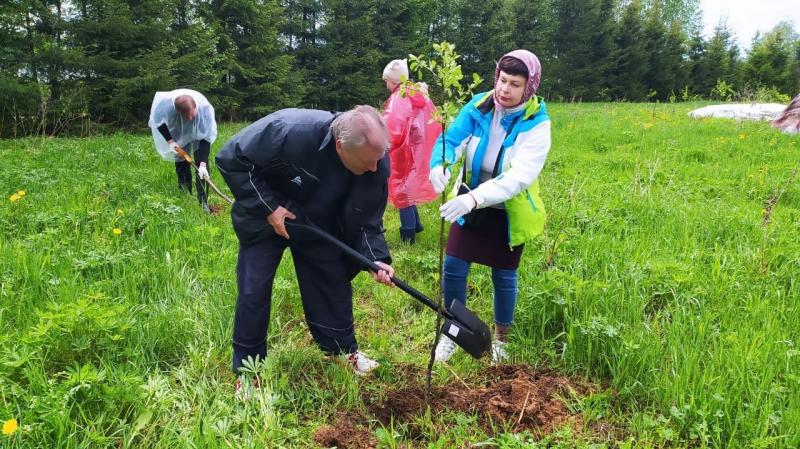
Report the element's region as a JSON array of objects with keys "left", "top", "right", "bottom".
[
  {"left": 286, "top": 220, "right": 492, "bottom": 359},
  {"left": 173, "top": 144, "right": 234, "bottom": 205}
]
